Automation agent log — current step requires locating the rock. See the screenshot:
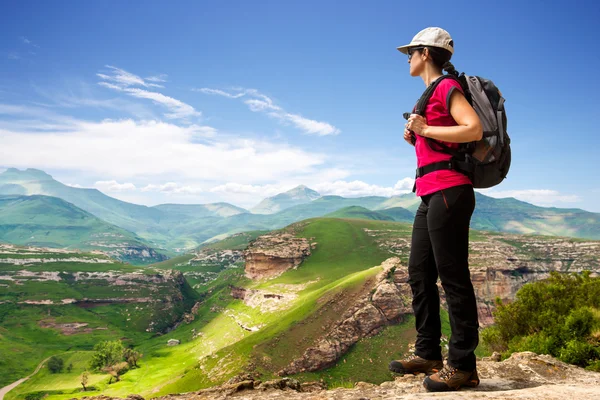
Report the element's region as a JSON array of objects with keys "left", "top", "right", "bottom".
[
  {"left": 482, "top": 351, "right": 502, "bottom": 362},
  {"left": 167, "top": 339, "right": 180, "bottom": 346},
  {"left": 244, "top": 233, "right": 311, "bottom": 280}
]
